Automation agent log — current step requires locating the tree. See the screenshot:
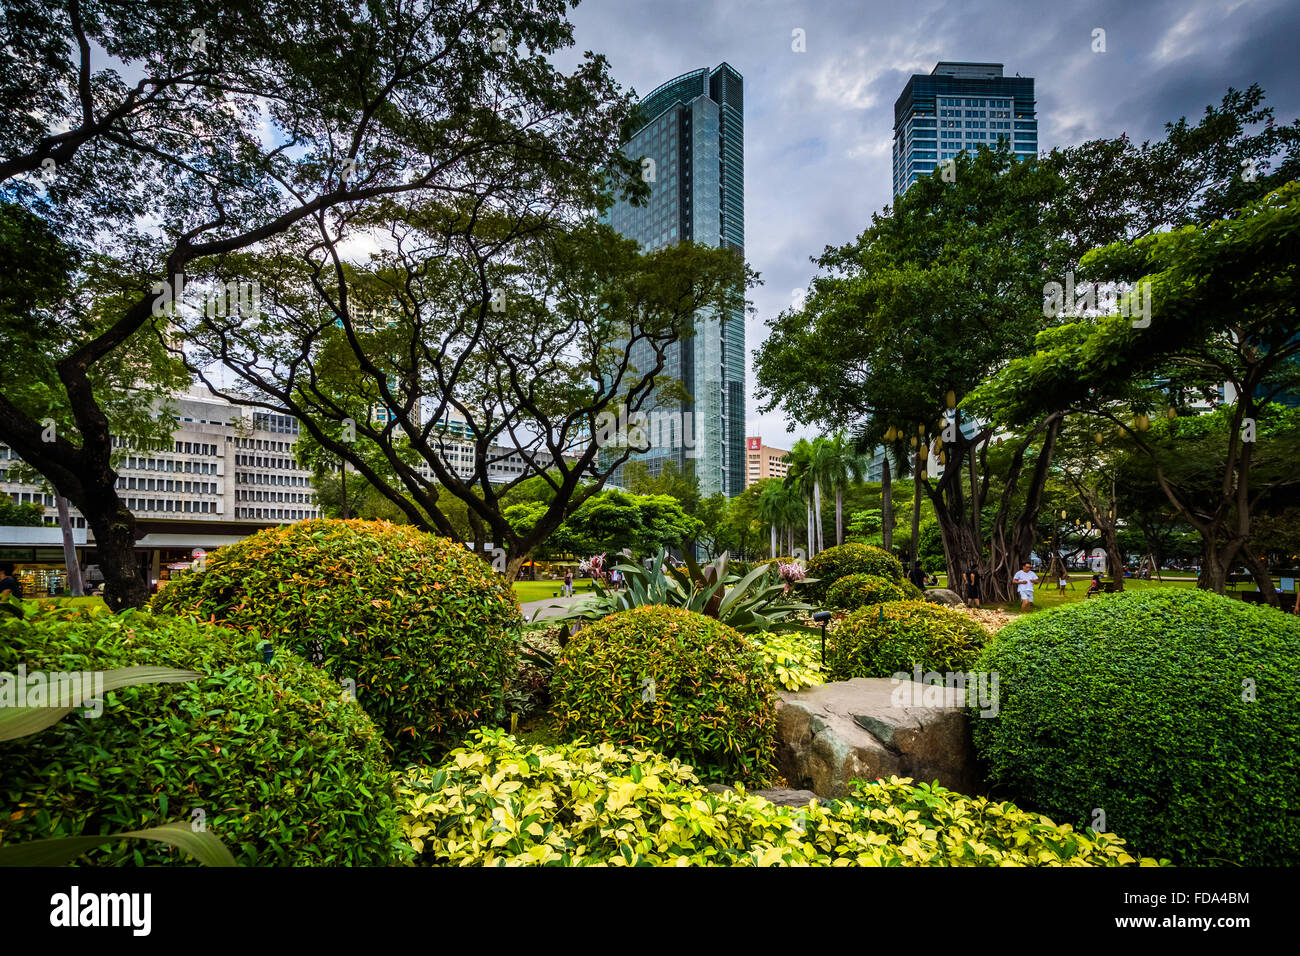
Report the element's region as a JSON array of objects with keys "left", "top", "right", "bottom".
[
  {"left": 973, "top": 183, "right": 1300, "bottom": 593},
  {"left": 757, "top": 86, "right": 1299, "bottom": 603},
  {"left": 757, "top": 477, "right": 802, "bottom": 558},
  {"left": 0, "top": 0, "right": 650, "bottom": 609},
  {"left": 0, "top": 499, "right": 43, "bottom": 526},
  {"left": 817, "top": 431, "right": 869, "bottom": 547},
  {"left": 184, "top": 211, "right": 749, "bottom": 579}
]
